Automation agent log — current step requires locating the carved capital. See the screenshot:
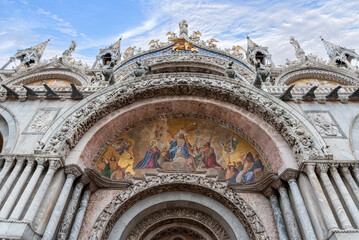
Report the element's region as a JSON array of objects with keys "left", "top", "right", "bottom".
[
  {"left": 3, "top": 156, "right": 15, "bottom": 167},
  {"left": 351, "top": 164, "right": 359, "bottom": 175},
  {"left": 78, "top": 174, "right": 90, "bottom": 186},
  {"left": 262, "top": 187, "right": 276, "bottom": 198},
  {"left": 272, "top": 179, "right": 285, "bottom": 190},
  {"left": 48, "top": 159, "right": 61, "bottom": 170},
  {"left": 280, "top": 169, "right": 299, "bottom": 182},
  {"left": 64, "top": 165, "right": 82, "bottom": 179},
  {"left": 316, "top": 163, "right": 329, "bottom": 175},
  {"left": 35, "top": 157, "right": 47, "bottom": 167},
  {"left": 26, "top": 158, "right": 36, "bottom": 168},
  {"left": 15, "top": 156, "right": 26, "bottom": 166},
  {"left": 329, "top": 164, "right": 339, "bottom": 175},
  {"left": 303, "top": 163, "right": 316, "bottom": 176},
  {"left": 340, "top": 164, "right": 351, "bottom": 175}
]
